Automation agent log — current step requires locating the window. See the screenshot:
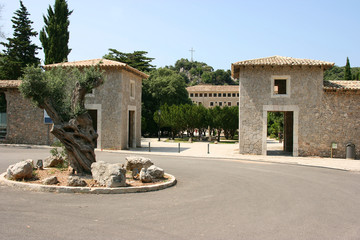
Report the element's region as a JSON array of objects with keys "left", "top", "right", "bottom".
[
  {"left": 210, "top": 102, "right": 214, "bottom": 107},
  {"left": 232, "top": 93, "right": 236, "bottom": 97},
  {"left": 204, "top": 93, "right": 207, "bottom": 97},
  {"left": 190, "top": 93, "right": 194, "bottom": 97},
  {"left": 195, "top": 93, "right": 198, "bottom": 97},
  {"left": 199, "top": 93, "right": 203, "bottom": 97},
  {"left": 228, "top": 102, "right": 231, "bottom": 106},
  {"left": 198, "top": 102, "right": 202, "bottom": 105},
  {"left": 223, "top": 93, "right": 226, "bottom": 97},
  {"left": 237, "top": 102, "right": 239, "bottom": 106},
  {"left": 214, "top": 93, "right": 217, "bottom": 97},
  {"left": 209, "top": 93, "right": 212, "bottom": 97},
  {"left": 237, "top": 93, "right": 239, "bottom": 97},
  {"left": 271, "top": 75, "right": 290, "bottom": 98},
  {"left": 130, "top": 80, "right": 135, "bottom": 99},
  {"left": 218, "top": 93, "right": 222, "bottom": 97},
  {"left": 219, "top": 102, "right": 223, "bottom": 106},
  {"left": 227, "top": 93, "right": 231, "bottom": 97},
  {"left": 274, "top": 80, "right": 286, "bottom": 94}
]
